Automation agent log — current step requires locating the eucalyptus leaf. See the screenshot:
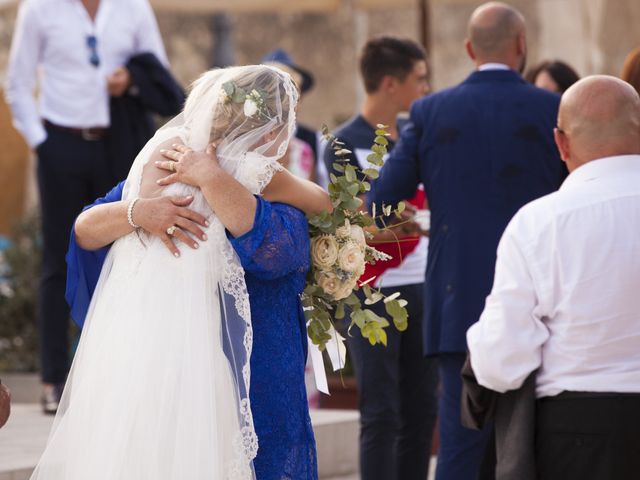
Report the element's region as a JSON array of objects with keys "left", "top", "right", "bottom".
[
  {"left": 342, "top": 197, "right": 363, "bottom": 210},
  {"left": 364, "top": 292, "right": 384, "bottom": 305},
  {"left": 351, "top": 309, "right": 366, "bottom": 329},
  {"left": 372, "top": 144, "right": 386, "bottom": 155},
  {"left": 367, "top": 153, "right": 384, "bottom": 167},
  {"left": 346, "top": 183, "right": 360, "bottom": 196},
  {"left": 345, "top": 165, "right": 357, "bottom": 182},
  {"left": 222, "top": 81, "right": 235, "bottom": 97},
  {"left": 363, "top": 168, "right": 379, "bottom": 179}
]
